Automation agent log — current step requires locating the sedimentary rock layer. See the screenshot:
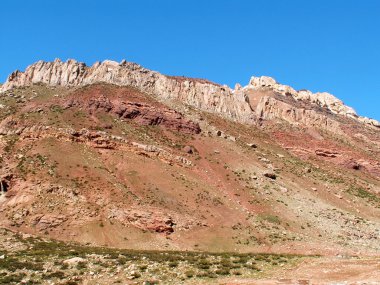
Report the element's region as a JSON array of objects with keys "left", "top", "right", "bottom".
[{"left": 1, "top": 59, "right": 379, "bottom": 129}]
